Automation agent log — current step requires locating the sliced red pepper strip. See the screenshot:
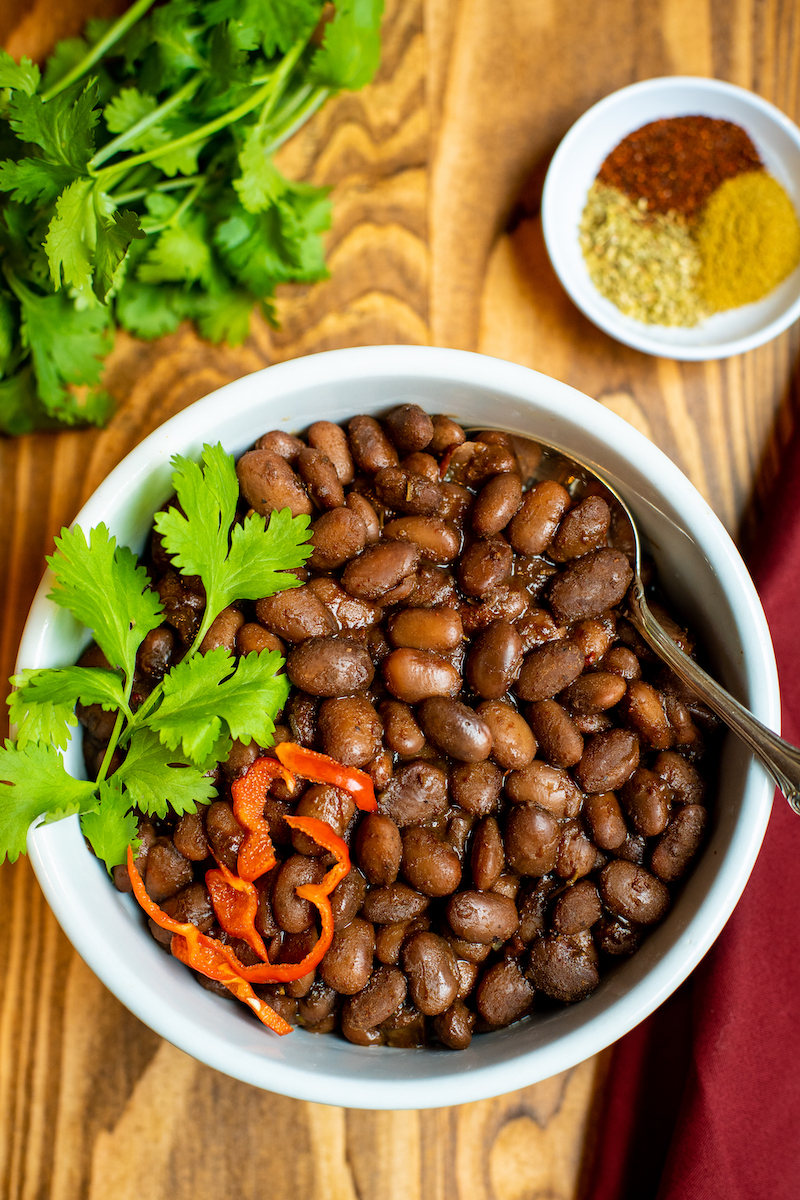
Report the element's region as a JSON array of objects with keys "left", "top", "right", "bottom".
[
  {"left": 126, "top": 846, "right": 292, "bottom": 1036},
  {"left": 274, "top": 743, "right": 377, "bottom": 812},
  {"left": 234, "top": 815, "right": 350, "bottom": 984},
  {"left": 205, "top": 862, "right": 268, "bottom": 961},
  {"left": 231, "top": 755, "right": 294, "bottom": 882}
]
